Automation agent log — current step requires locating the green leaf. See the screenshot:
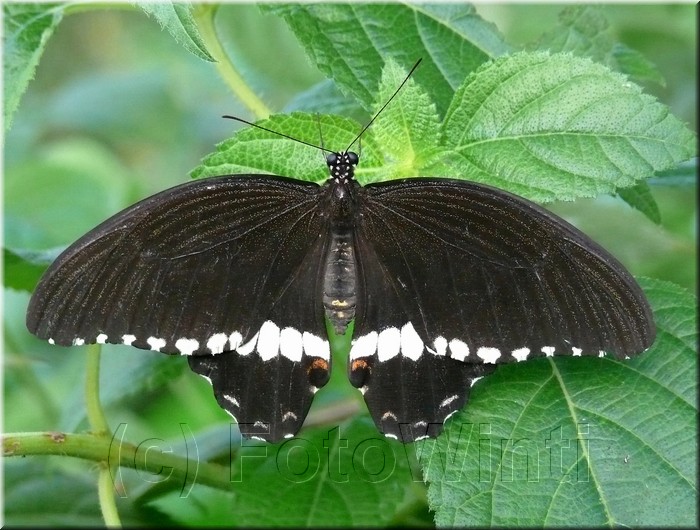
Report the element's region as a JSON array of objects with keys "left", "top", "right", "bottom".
[
  {"left": 2, "top": 2, "right": 65, "bottom": 129},
  {"left": 651, "top": 158, "right": 698, "bottom": 187},
  {"left": 637, "top": 278, "right": 697, "bottom": 358},
  {"left": 285, "top": 79, "right": 366, "bottom": 122},
  {"left": 264, "top": 3, "right": 512, "bottom": 116},
  {"left": 137, "top": 2, "right": 214, "bottom": 62},
  {"left": 611, "top": 42, "right": 666, "bottom": 87},
  {"left": 442, "top": 52, "right": 697, "bottom": 202},
  {"left": 370, "top": 59, "right": 441, "bottom": 179},
  {"left": 535, "top": 5, "right": 614, "bottom": 61},
  {"left": 615, "top": 181, "right": 661, "bottom": 225},
  {"left": 152, "top": 488, "right": 236, "bottom": 527},
  {"left": 535, "top": 5, "right": 665, "bottom": 87},
  {"left": 3, "top": 247, "right": 57, "bottom": 292},
  {"left": 422, "top": 278, "right": 697, "bottom": 526},
  {"left": 223, "top": 417, "right": 426, "bottom": 527}
]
